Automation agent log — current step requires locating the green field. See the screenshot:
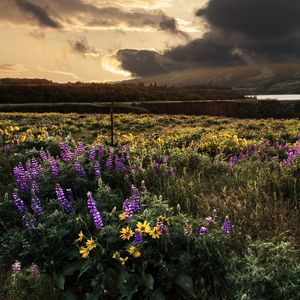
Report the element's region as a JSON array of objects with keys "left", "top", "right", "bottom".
[{"left": 0, "top": 113, "right": 300, "bottom": 299}]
